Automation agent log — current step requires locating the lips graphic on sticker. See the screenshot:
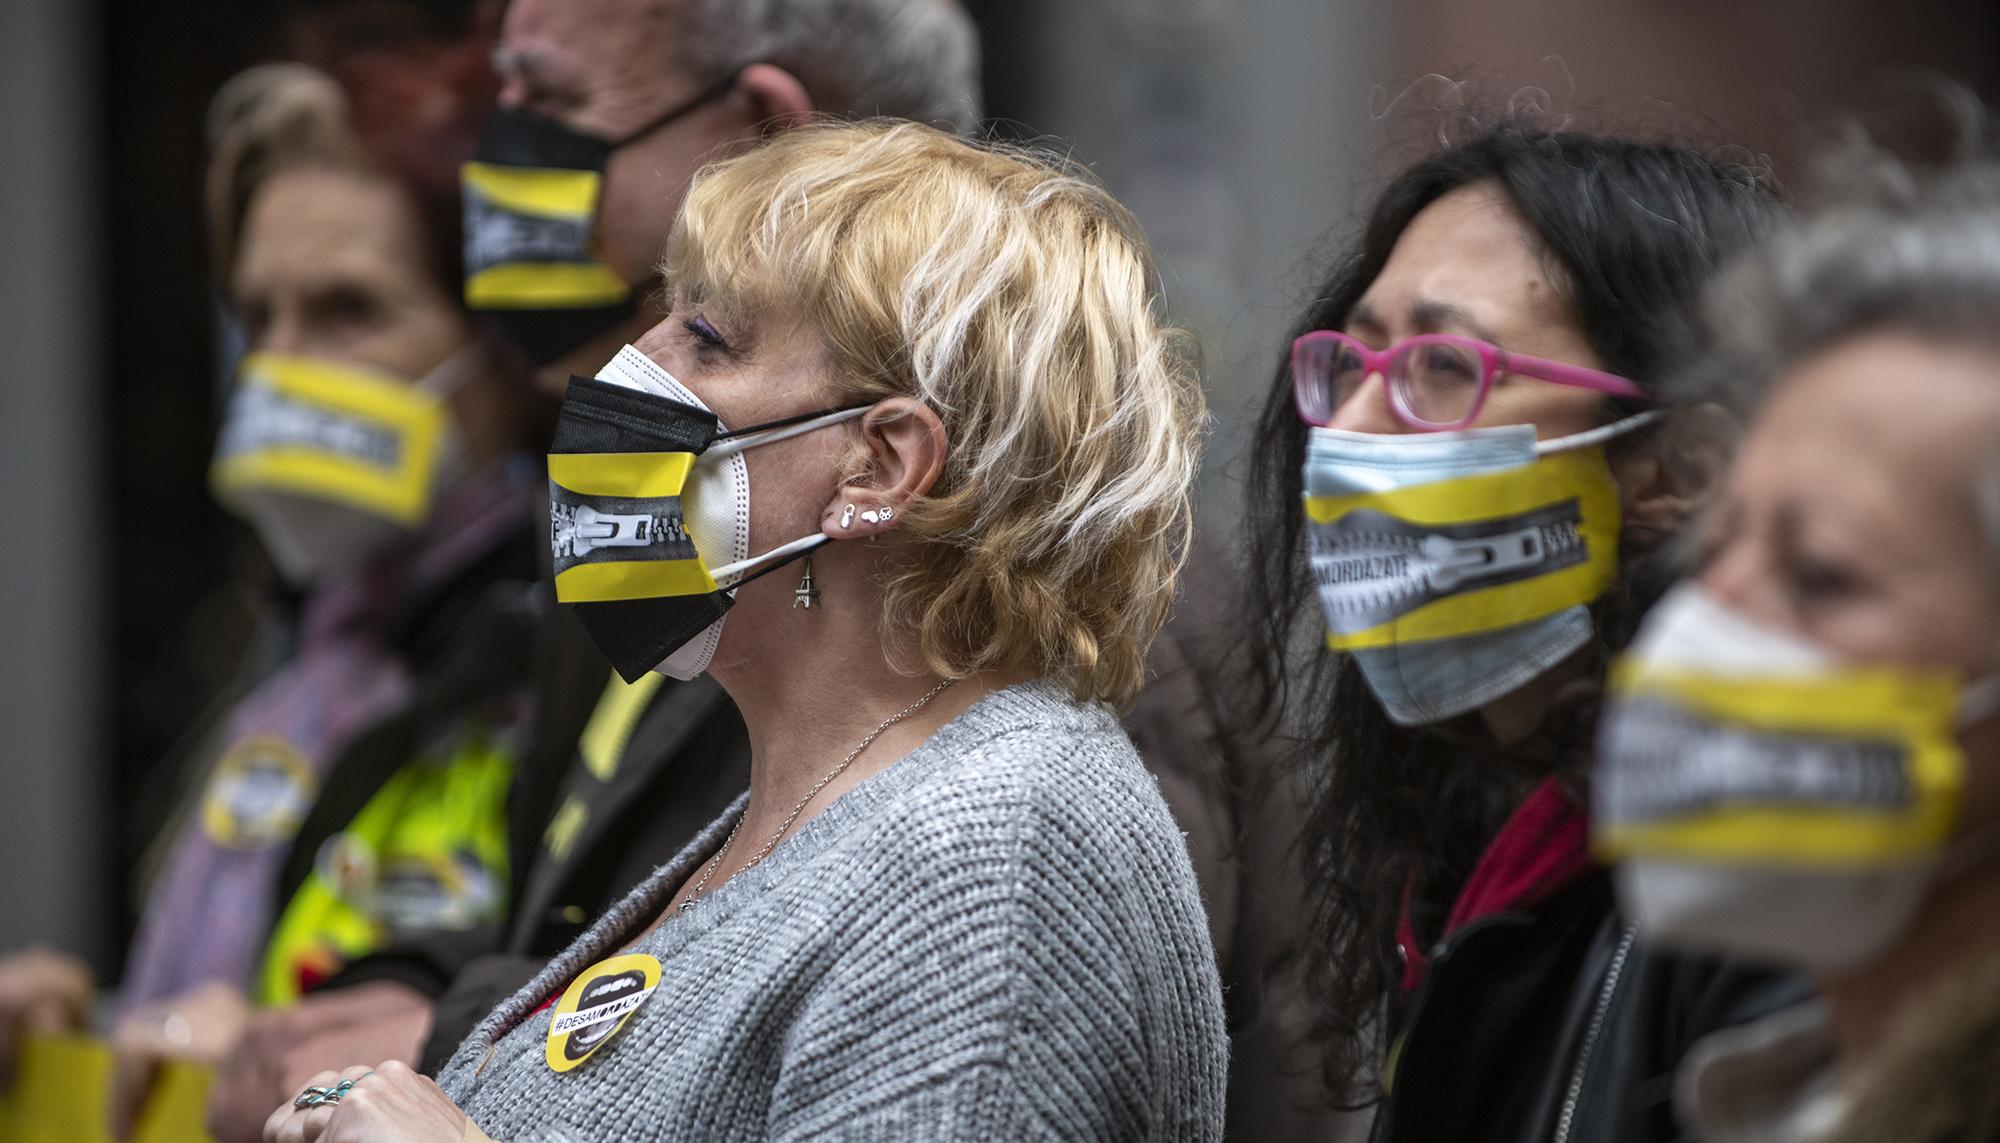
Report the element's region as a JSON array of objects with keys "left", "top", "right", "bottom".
[{"left": 544, "top": 952, "right": 662, "bottom": 1073}]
